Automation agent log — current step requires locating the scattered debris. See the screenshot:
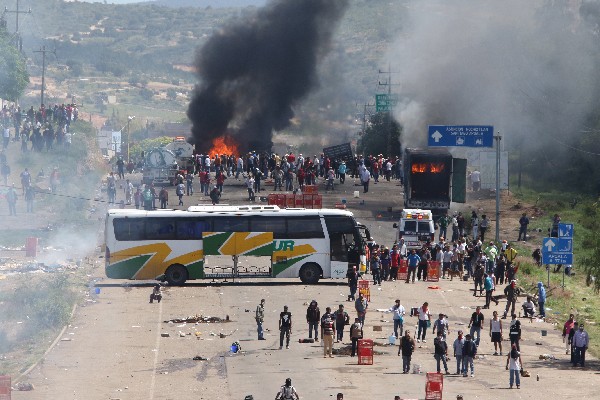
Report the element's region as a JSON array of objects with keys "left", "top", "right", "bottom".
[
  {"left": 193, "top": 356, "right": 208, "bottom": 361},
  {"left": 164, "top": 315, "right": 231, "bottom": 324},
  {"left": 15, "top": 382, "right": 34, "bottom": 391},
  {"left": 539, "top": 354, "right": 556, "bottom": 360},
  {"left": 161, "top": 333, "right": 170, "bottom": 338}
]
